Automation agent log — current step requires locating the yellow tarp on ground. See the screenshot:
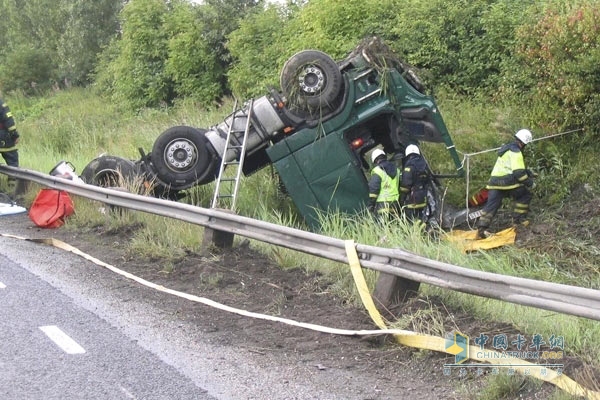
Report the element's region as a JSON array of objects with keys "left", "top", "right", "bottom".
[{"left": 445, "top": 227, "right": 516, "bottom": 252}]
